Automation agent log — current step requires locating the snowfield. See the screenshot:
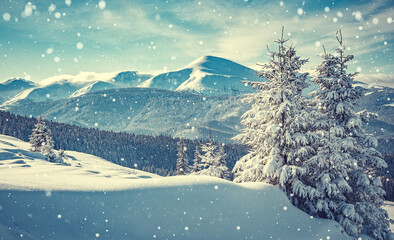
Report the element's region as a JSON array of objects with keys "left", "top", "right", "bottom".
[{"left": 0, "top": 134, "right": 391, "bottom": 239}]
